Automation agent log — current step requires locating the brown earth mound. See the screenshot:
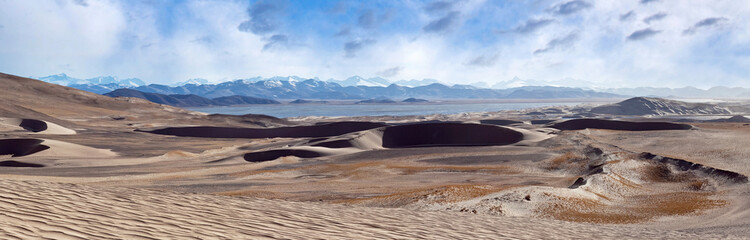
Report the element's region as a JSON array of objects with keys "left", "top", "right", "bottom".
[
  {"left": 550, "top": 119, "right": 692, "bottom": 131},
  {"left": 706, "top": 115, "right": 750, "bottom": 123},
  {"left": 140, "top": 121, "right": 387, "bottom": 139},
  {"left": 639, "top": 152, "right": 748, "bottom": 184},
  {"left": 0, "top": 139, "right": 50, "bottom": 157},
  {"left": 244, "top": 149, "right": 323, "bottom": 162},
  {"left": 381, "top": 123, "right": 524, "bottom": 148}
]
